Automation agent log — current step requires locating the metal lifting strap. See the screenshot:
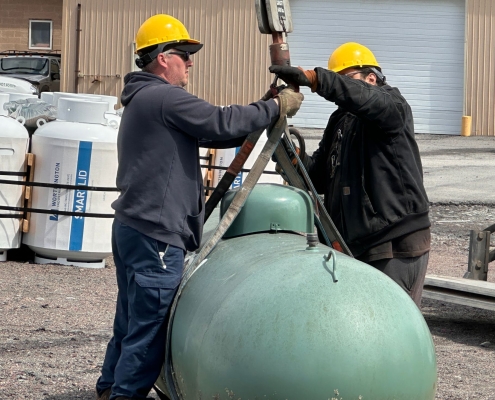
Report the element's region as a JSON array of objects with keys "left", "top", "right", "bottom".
[
  {"left": 271, "top": 141, "right": 333, "bottom": 247},
  {"left": 163, "top": 115, "right": 288, "bottom": 400},
  {"left": 204, "top": 129, "right": 264, "bottom": 222},
  {"left": 280, "top": 134, "right": 353, "bottom": 256}
]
